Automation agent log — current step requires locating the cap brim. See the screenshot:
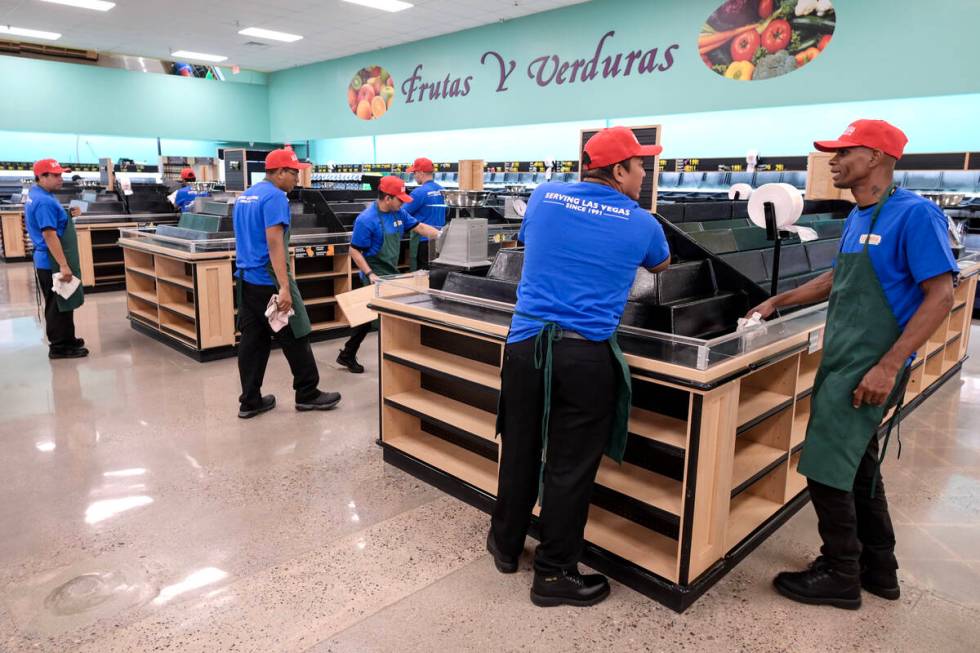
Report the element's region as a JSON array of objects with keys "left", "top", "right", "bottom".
[
  {"left": 295, "top": 161, "right": 312, "bottom": 169},
  {"left": 406, "top": 166, "right": 415, "bottom": 172},
  {"left": 397, "top": 193, "right": 413, "bottom": 203},
  {"left": 637, "top": 144, "right": 663, "bottom": 157},
  {"left": 813, "top": 139, "right": 855, "bottom": 153}
]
